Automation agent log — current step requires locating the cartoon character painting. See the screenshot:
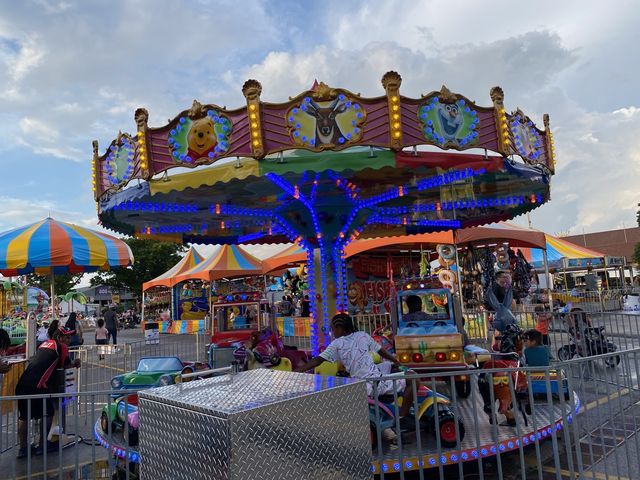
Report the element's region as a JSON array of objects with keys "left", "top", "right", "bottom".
[
  {"left": 347, "top": 281, "right": 367, "bottom": 312},
  {"left": 287, "top": 91, "right": 366, "bottom": 149},
  {"left": 436, "top": 102, "right": 464, "bottom": 141},
  {"left": 418, "top": 88, "right": 480, "bottom": 148},
  {"left": 187, "top": 117, "right": 218, "bottom": 156},
  {"left": 167, "top": 105, "right": 232, "bottom": 165}
]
